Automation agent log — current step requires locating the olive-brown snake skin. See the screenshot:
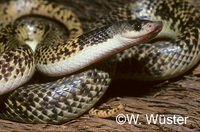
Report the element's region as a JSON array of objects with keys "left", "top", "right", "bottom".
[{"left": 0, "top": 0, "right": 199, "bottom": 124}]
